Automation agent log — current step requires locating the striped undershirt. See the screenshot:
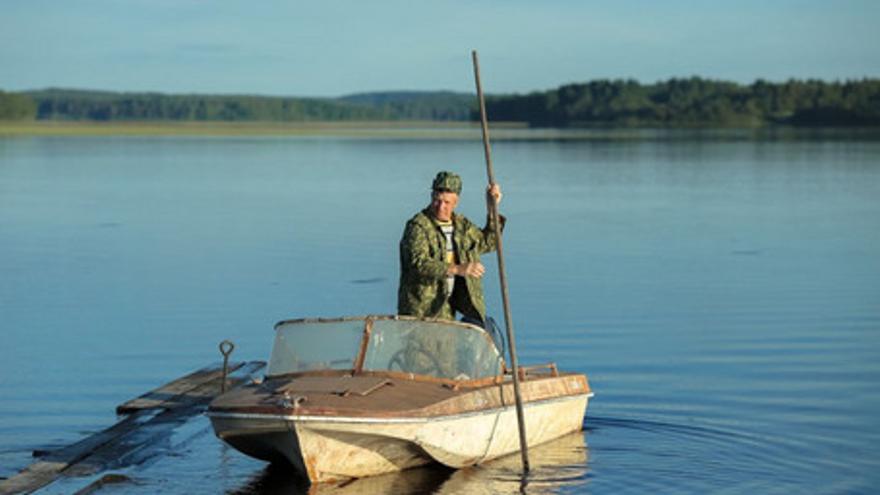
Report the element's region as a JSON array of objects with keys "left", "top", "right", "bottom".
[{"left": 437, "top": 220, "right": 455, "bottom": 297}]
